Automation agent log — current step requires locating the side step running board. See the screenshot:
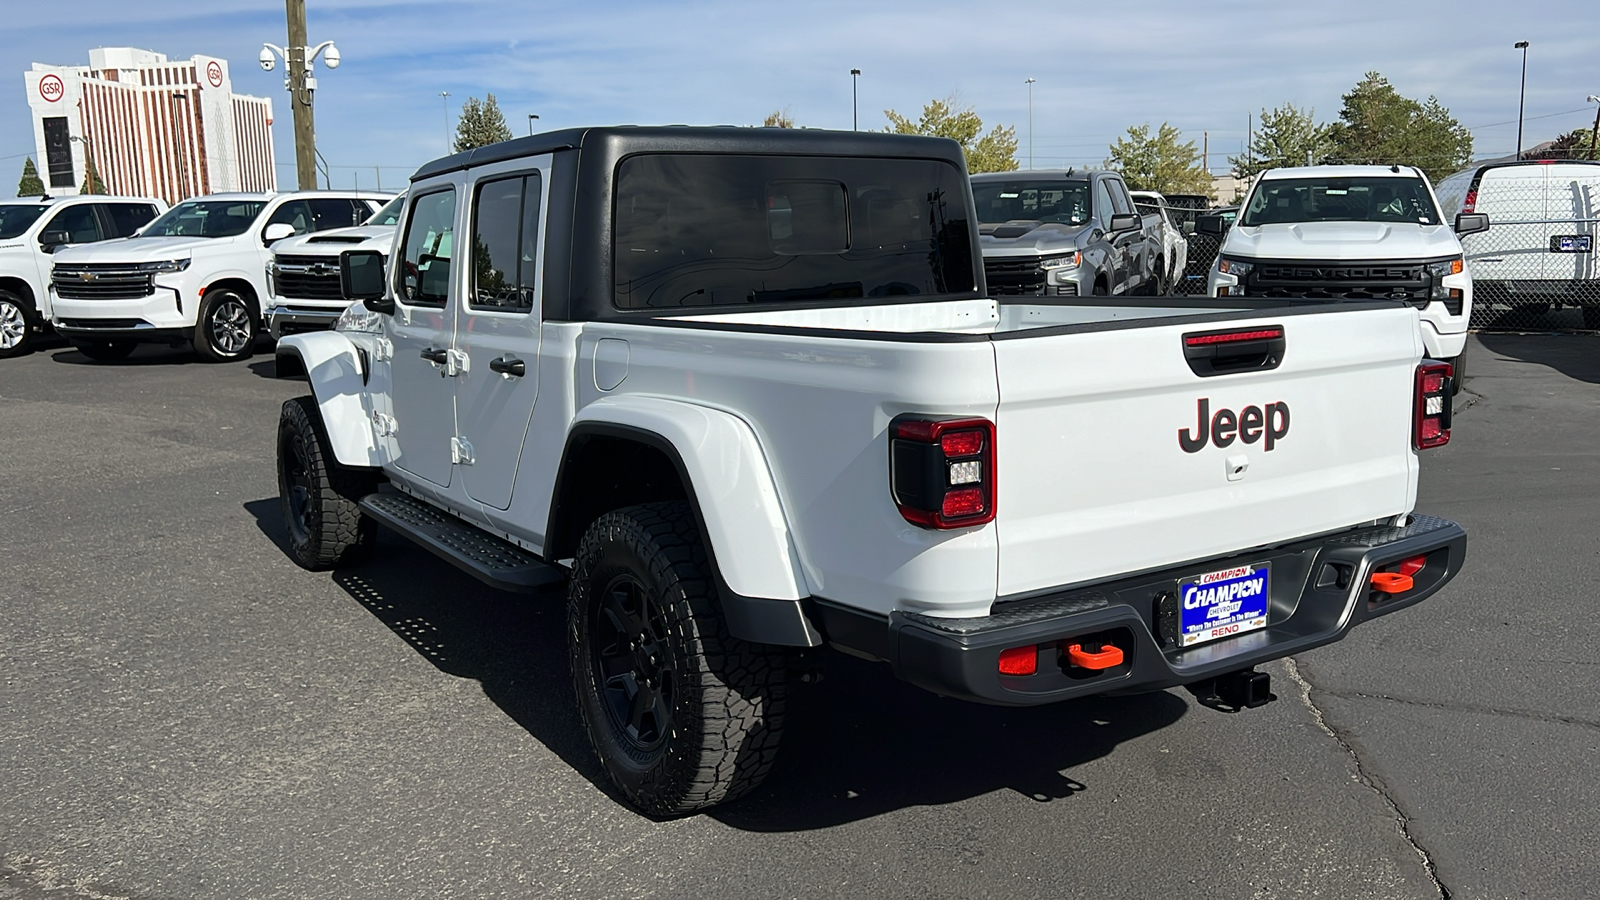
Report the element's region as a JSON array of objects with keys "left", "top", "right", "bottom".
[{"left": 359, "top": 489, "right": 566, "bottom": 592}]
